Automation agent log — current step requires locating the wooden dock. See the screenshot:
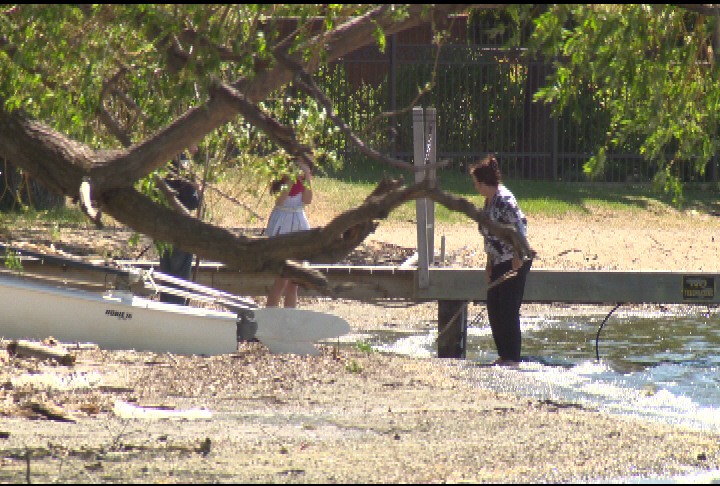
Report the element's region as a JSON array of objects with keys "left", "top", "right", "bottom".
[
  {"left": 8, "top": 252, "right": 717, "bottom": 360},
  {"left": 12, "top": 257, "right": 718, "bottom": 305}
]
